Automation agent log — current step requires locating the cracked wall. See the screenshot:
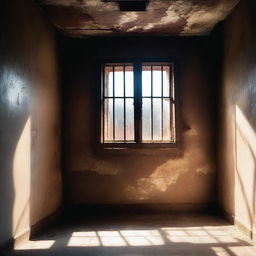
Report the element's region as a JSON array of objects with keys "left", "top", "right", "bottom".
[{"left": 36, "top": 0, "right": 239, "bottom": 37}]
